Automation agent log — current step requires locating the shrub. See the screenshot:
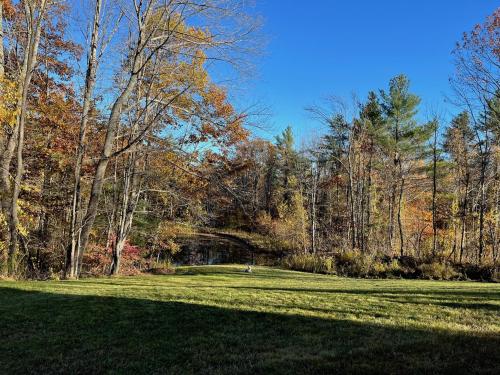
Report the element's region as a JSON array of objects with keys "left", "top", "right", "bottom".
[
  {"left": 370, "top": 260, "right": 388, "bottom": 277},
  {"left": 493, "top": 268, "right": 500, "bottom": 283},
  {"left": 281, "top": 250, "right": 497, "bottom": 282},
  {"left": 335, "top": 251, "right": 373, "bottom": 277},
  {"left": 281, "top": 254, "right": 335, "bottom": 274},
  {"left": 83, "top": 240, "right": 146, "bottom": 276},
  {"left": 386, "top": 259, "right": 403, "bottom": 277},
  {"left": 459, "top": 263, "right": 500, "bottom": 282},
  {"left": 419, "top": 262, "right": 458, "bottom": 280},
  {"left": 367, "top": 258, "right": 404, "bottom": 278},
  {"left": 398, "top": 255, "right": 419, "bottom": 269},
  {"left": 146, "top": 259, "right": 176, "bottom": 275},
  {"left": 323, "top": 257, "right": 335, "bottom": 274}
]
